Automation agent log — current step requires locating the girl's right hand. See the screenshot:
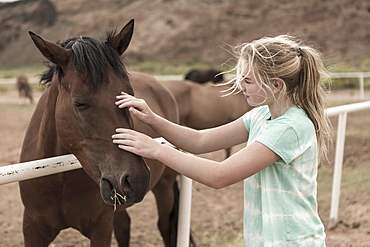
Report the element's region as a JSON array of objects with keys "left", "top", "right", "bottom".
[{"left": 115, "top": 92, "right": 155, "bottom": 125}]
